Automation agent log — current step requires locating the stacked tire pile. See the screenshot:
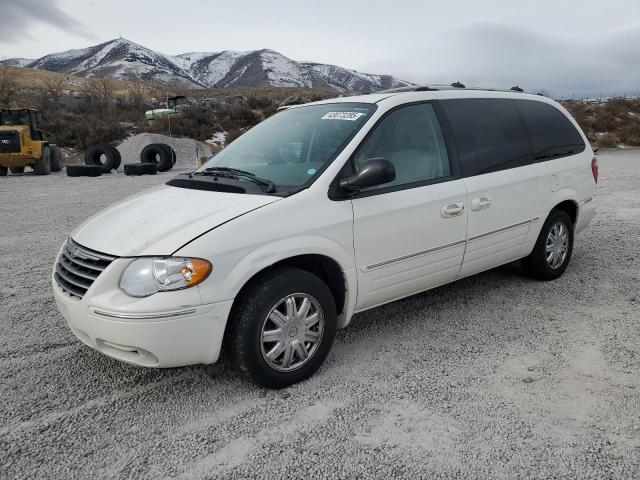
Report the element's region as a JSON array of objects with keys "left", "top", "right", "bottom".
[
  {"left": 124, "top": 143, "right": 176, "bottom": 176},
  {"left": 67, "top": 144, "right": 120, "bottom": 177},
  {"left": 66, "top": 143, "right": 175, "bottom": 177}
]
